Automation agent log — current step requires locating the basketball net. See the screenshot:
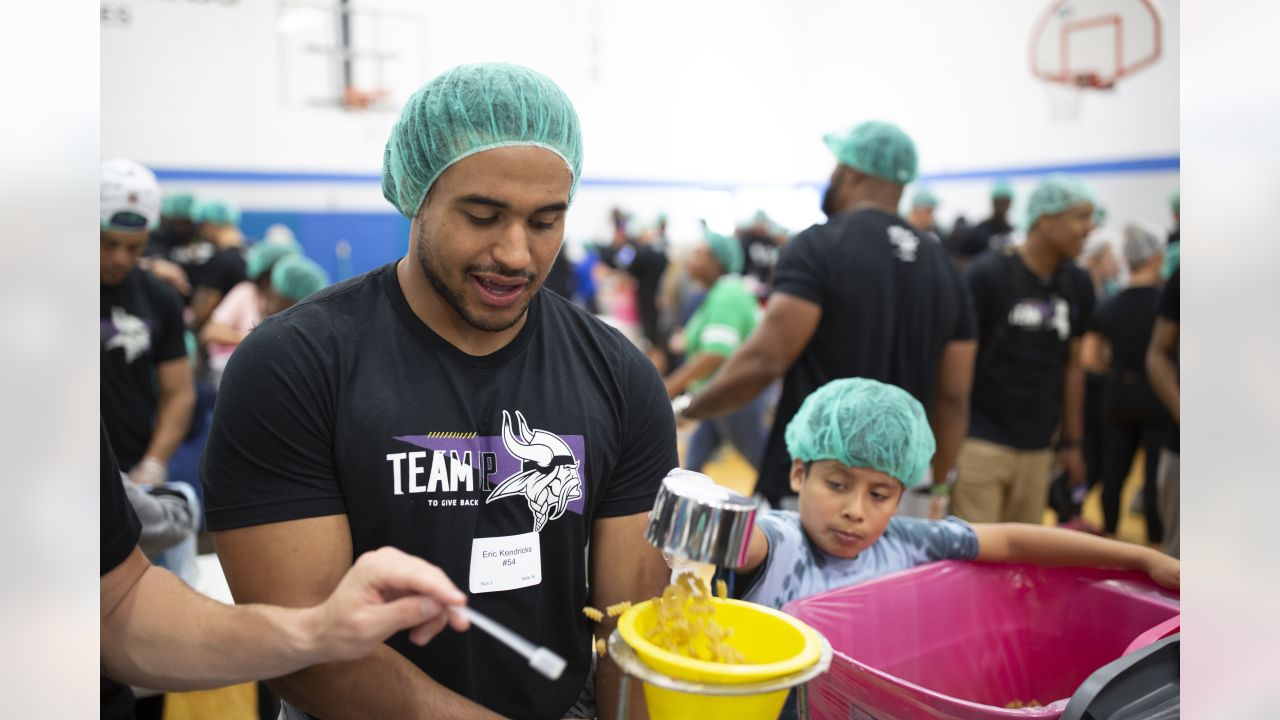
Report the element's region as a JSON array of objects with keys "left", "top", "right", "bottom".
[{"left": 1043, "top": 72, "right": 1114, "bottom": 123}]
